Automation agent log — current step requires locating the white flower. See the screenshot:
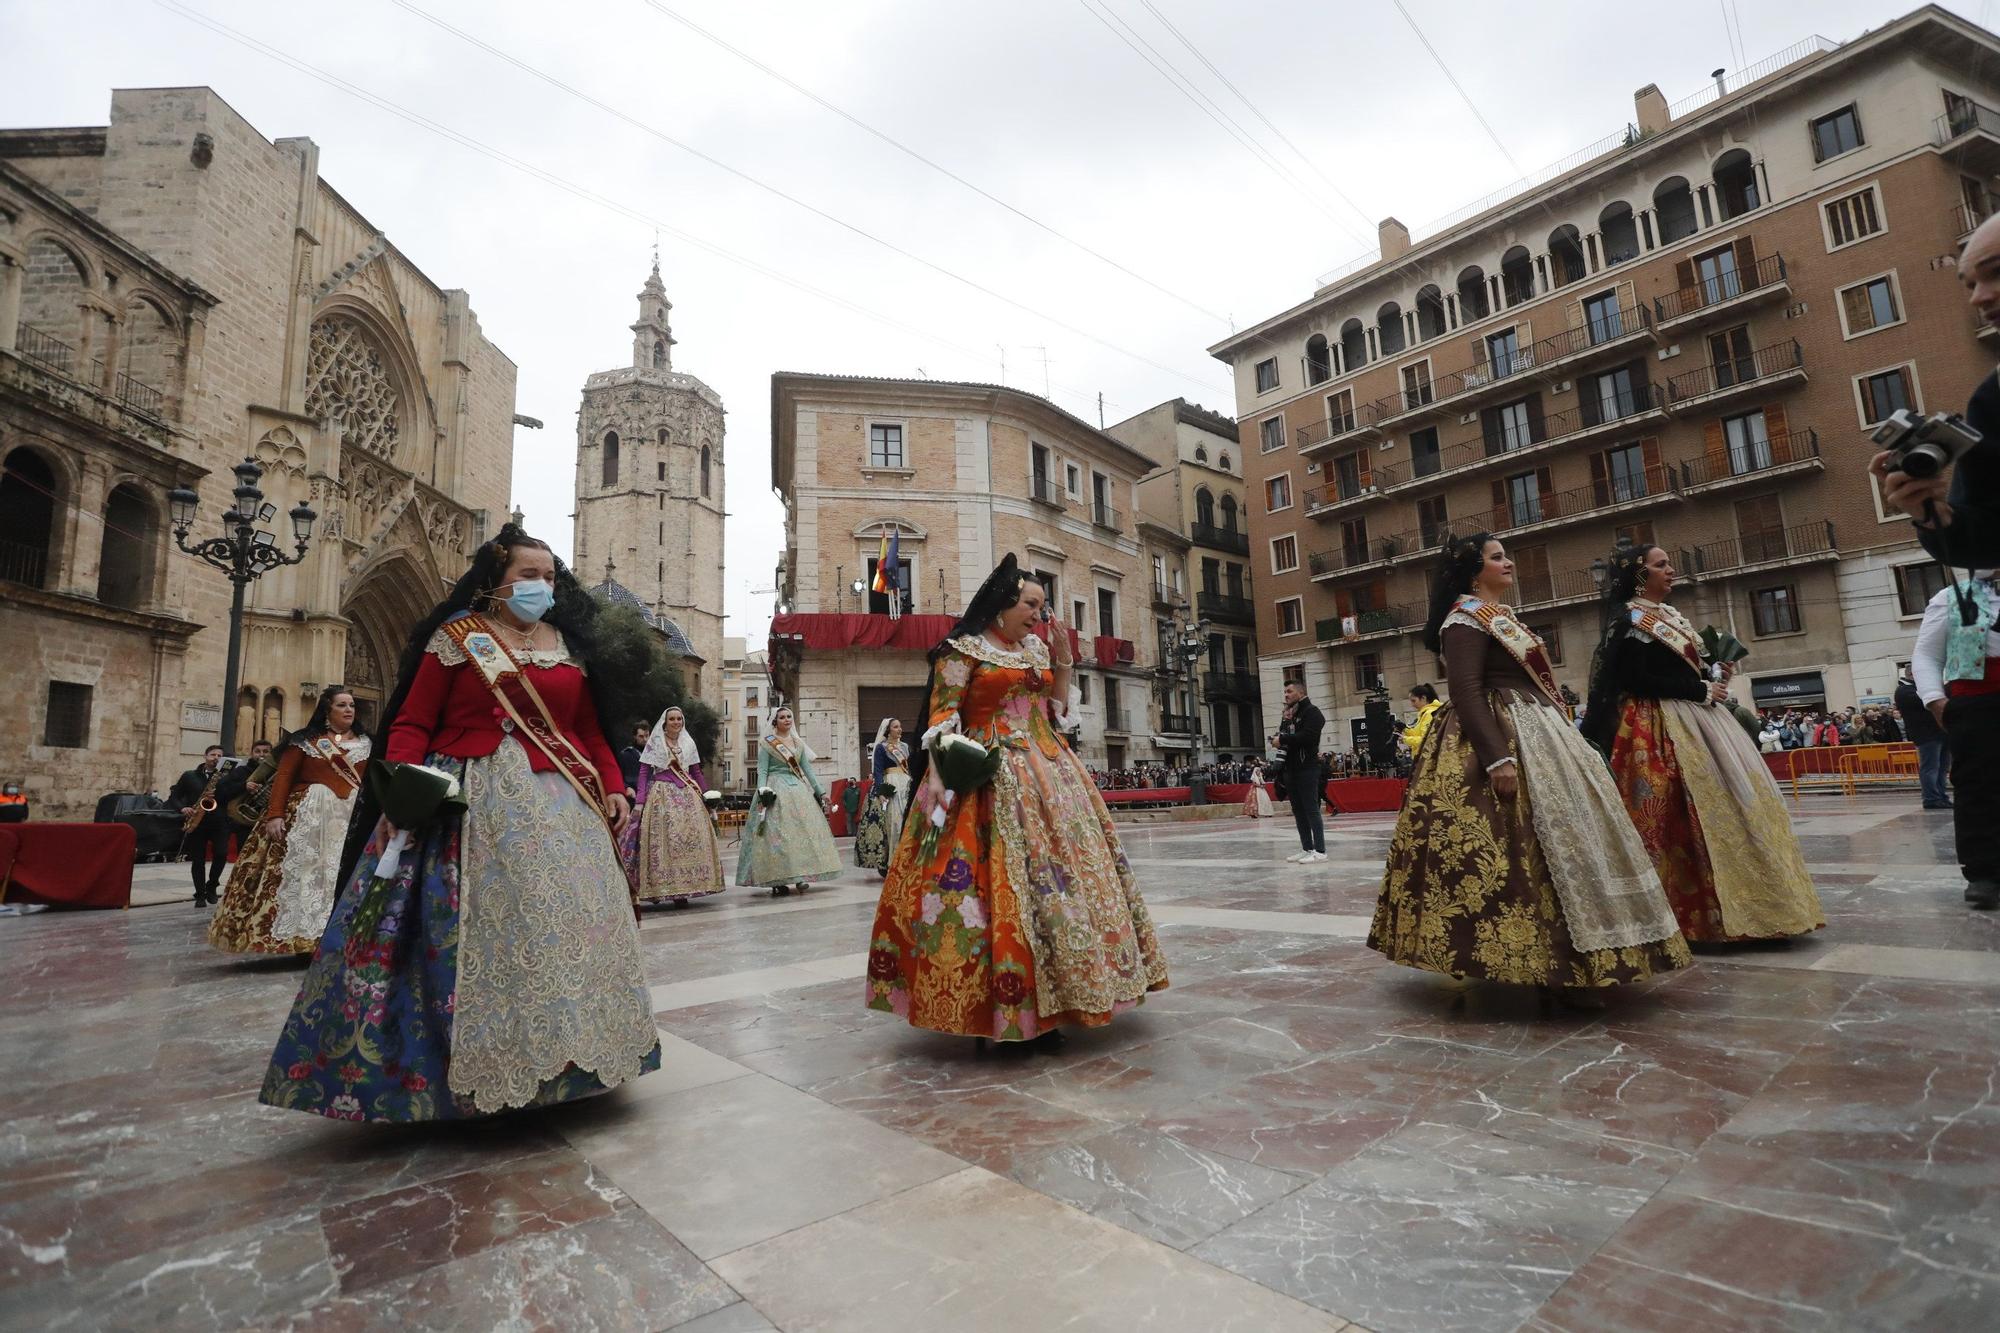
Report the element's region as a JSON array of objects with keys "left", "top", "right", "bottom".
[
  {"left": 936, "top": 734, "right": 989, "bottom": 759},
  {"left": 407, "top": 763, "right": 462, "bottom": 799}
]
